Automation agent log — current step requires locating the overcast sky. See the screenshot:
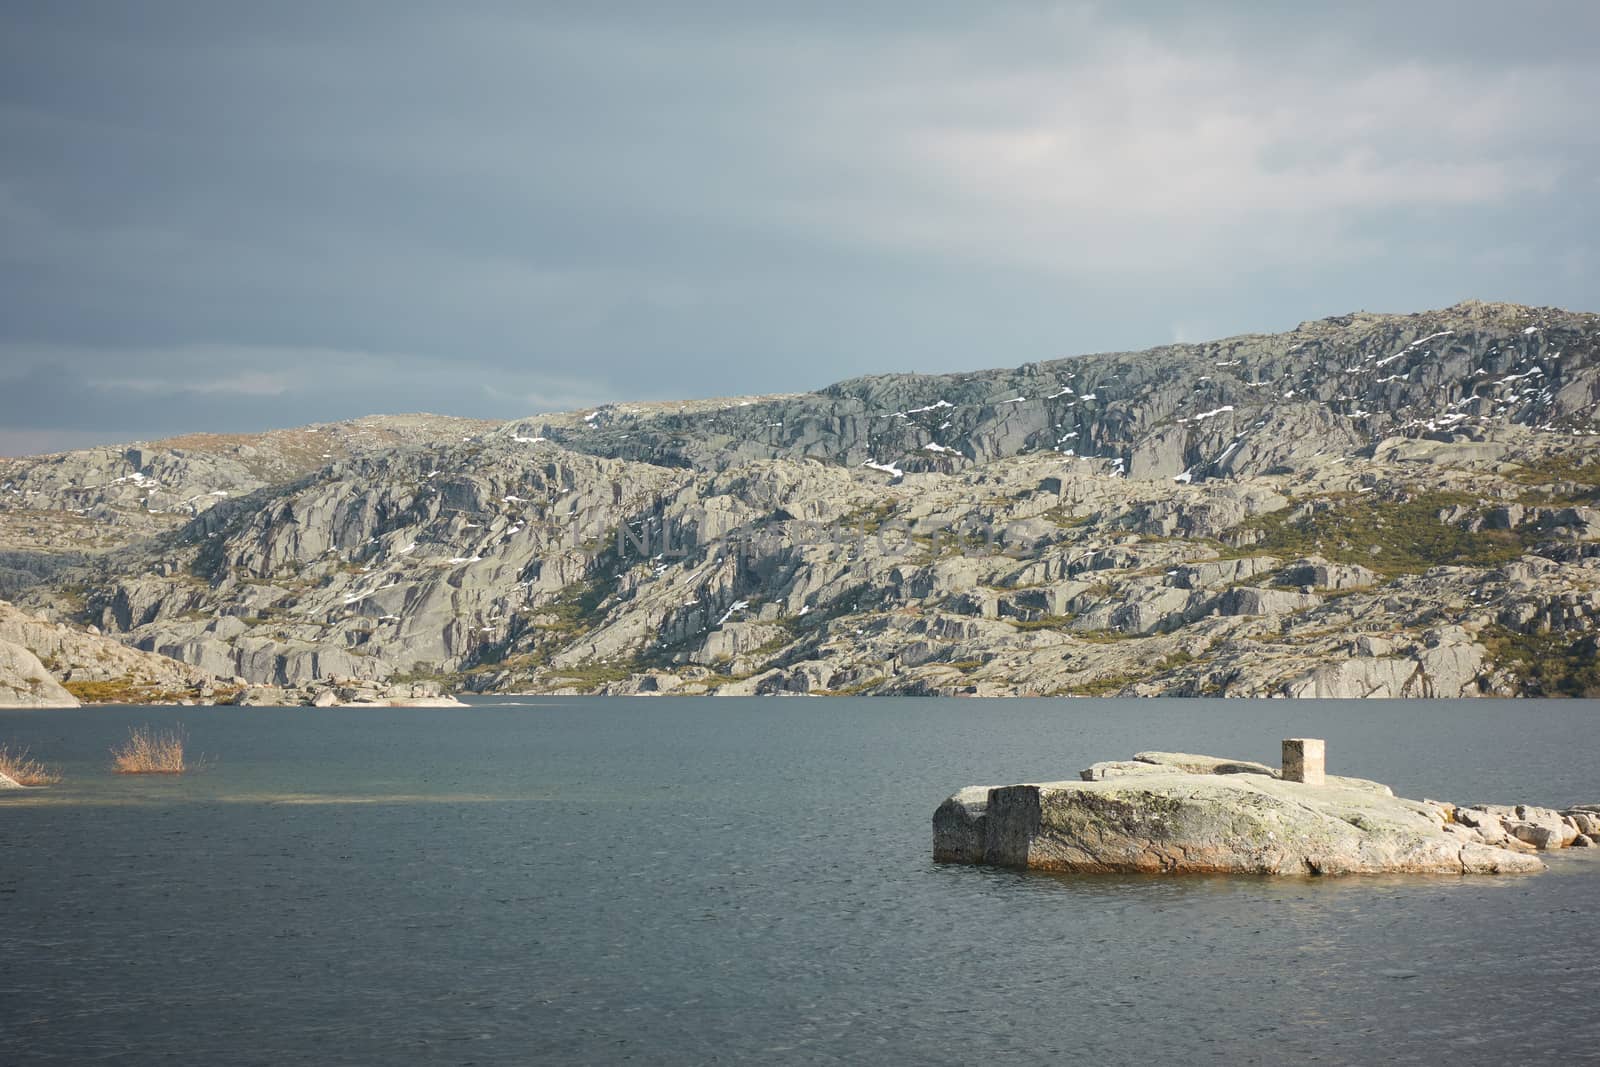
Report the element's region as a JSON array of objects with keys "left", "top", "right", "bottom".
[{"left": 2, "top": 2, "right": 1597, "bottom": 455}]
